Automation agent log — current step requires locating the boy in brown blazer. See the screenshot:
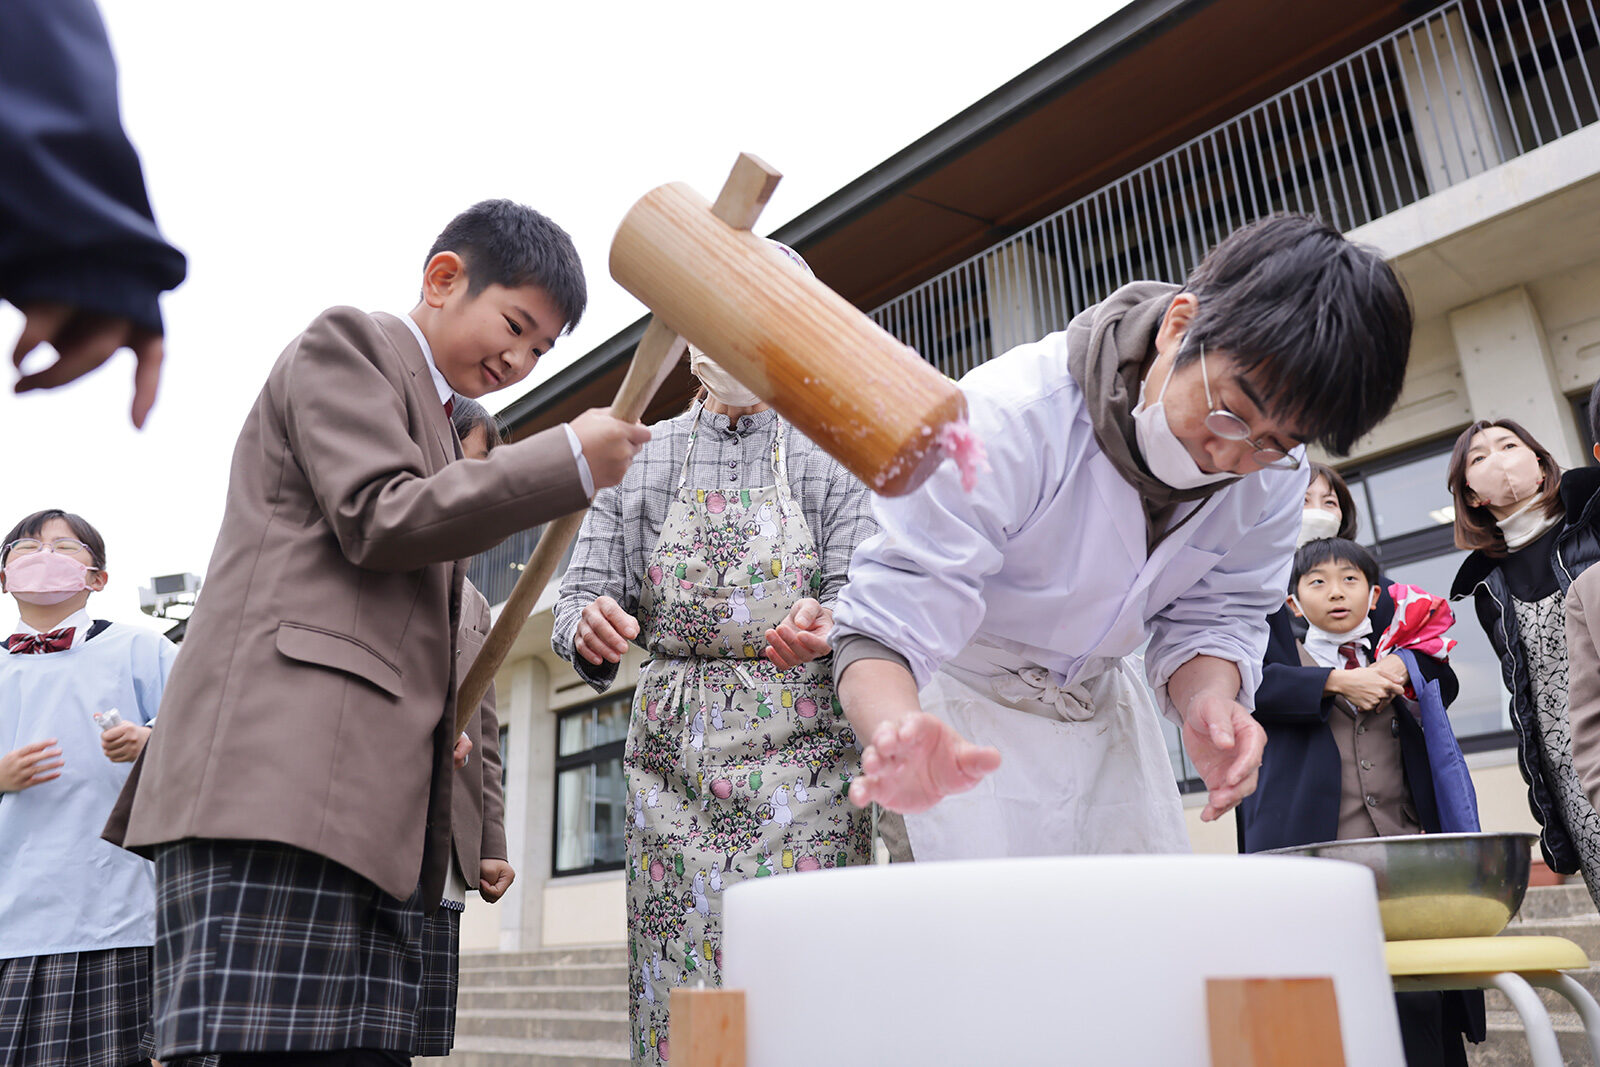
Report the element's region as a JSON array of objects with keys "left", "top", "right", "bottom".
[{"left": 108, "top": 200, "right": 649, "bottom": 1065}]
